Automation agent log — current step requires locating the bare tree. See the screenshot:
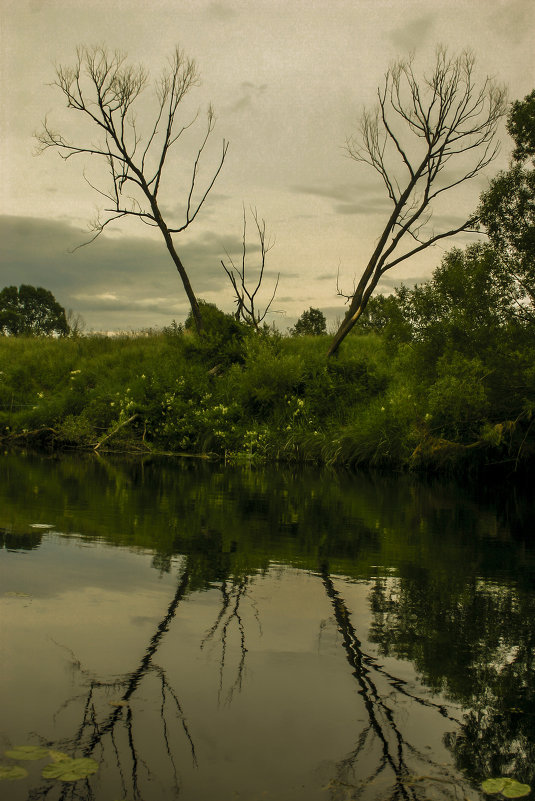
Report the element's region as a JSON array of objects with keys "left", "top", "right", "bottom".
[
  {"left": 36, "top": 45, "right": 229, "bottom": 333},
  {"left": 328, "top": 47, "right": 507, "bottom": 357},
  {"left": 221, "top": 206, "right": 280, "bottom": 329}
]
